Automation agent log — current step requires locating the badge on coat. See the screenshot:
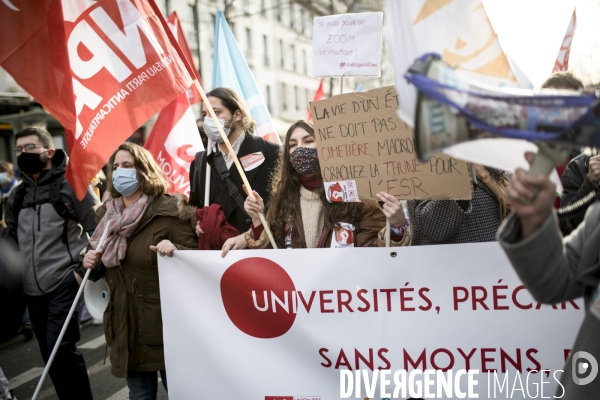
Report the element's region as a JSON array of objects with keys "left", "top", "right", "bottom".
[
  {"left": 325, "top": 180, "right": 360, "bottom": 203},
  {"left": 240, "top": 152, "right": 265, "bottom": 171},
  {"left": 331, "top": 222, "right": 355, "bottom": 248}
]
